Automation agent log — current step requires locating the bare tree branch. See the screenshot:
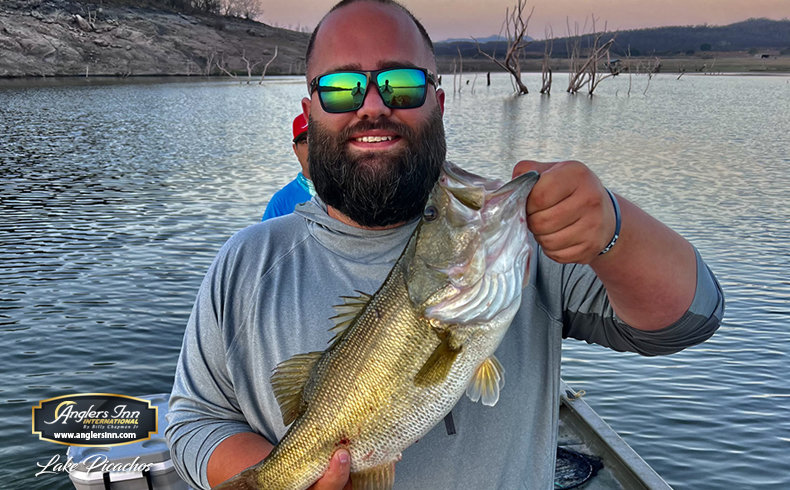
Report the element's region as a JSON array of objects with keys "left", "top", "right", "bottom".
[
  {"left": 540, "top": 25, "right": 553, "bottom": 94},
  {"left": 258, "top": 45, "right": 278, "bottom": 84},
  {"left": 241, "top": 49, "right": 263, "bottom": 84},
  {"left": 476, "top": 0, "right": 532, "bottom": 95},
  {"left": 566, "top": 16, "right": 616, "bottom": 95},
  {"left": 215, "top": 54, "right": 238, "bottom": 79}
]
